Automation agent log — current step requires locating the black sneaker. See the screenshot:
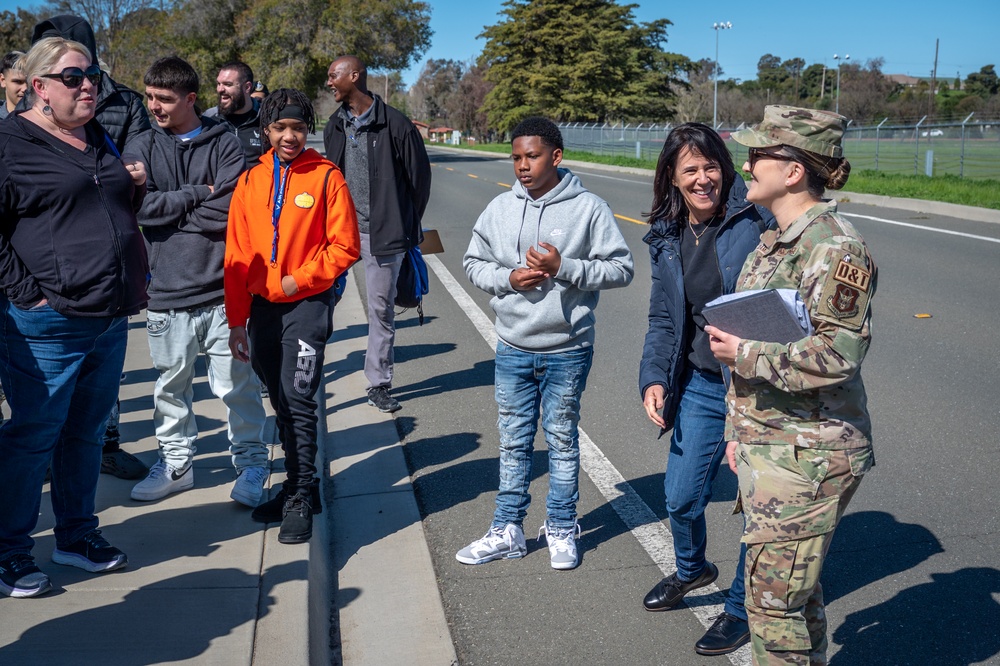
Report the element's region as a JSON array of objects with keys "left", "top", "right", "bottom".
[
  {"left": 252, "top": 483, "right": 323, "bottom": 523},
  {"left": 52, "top": 529, "right": 128, "bottom": 573},
  {"left": 101, "top": 448, "right": 148, "bottom": 480},
  {"left": 367, "top": 386, "right": 401, "bottom": 413},
  {"left": 278, "top": 492, "right": 314, "bottom": 544},
  {"left": 0, "top": 553, "right": 52, "bottom": 598}
]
